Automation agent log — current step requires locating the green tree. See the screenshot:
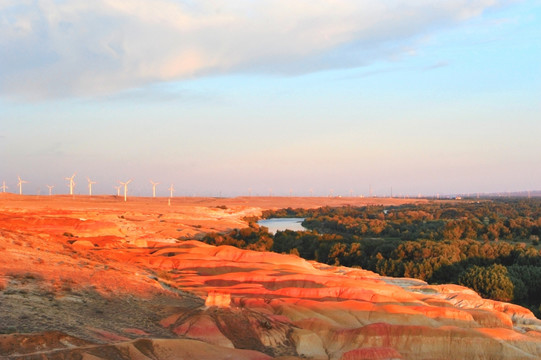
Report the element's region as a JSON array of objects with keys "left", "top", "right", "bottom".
[{"left": 458, "top": 264, "right": 514, "bottom": 302}]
